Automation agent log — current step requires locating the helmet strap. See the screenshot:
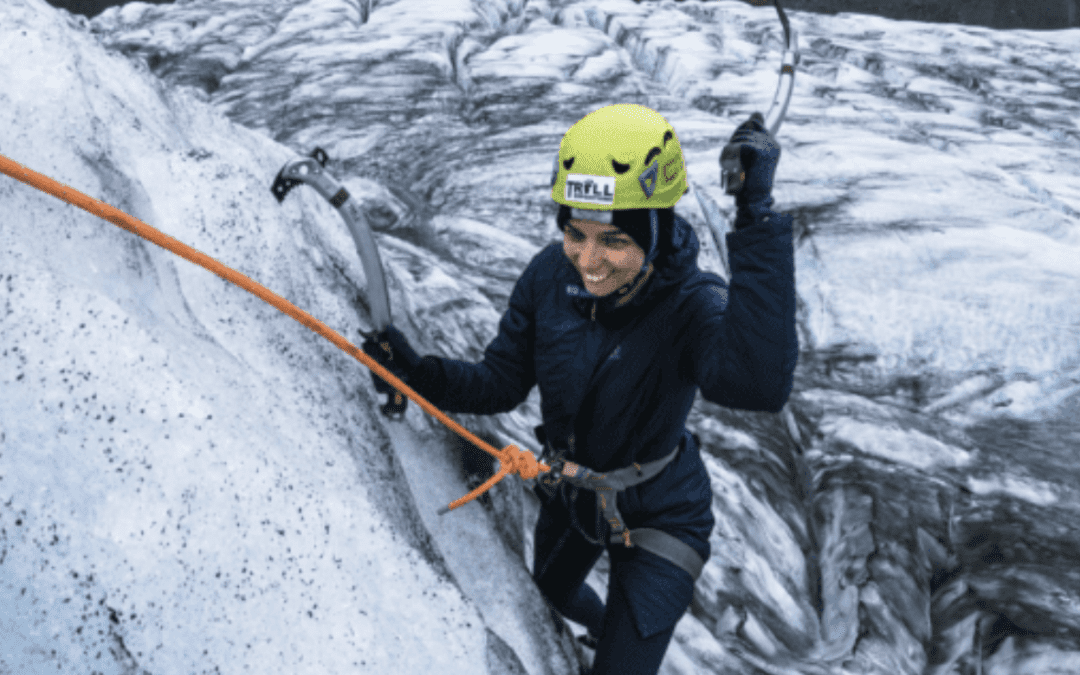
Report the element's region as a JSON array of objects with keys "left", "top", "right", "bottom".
[{"left": 642, "top": 209, "right": 660, "bottom": 268}]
